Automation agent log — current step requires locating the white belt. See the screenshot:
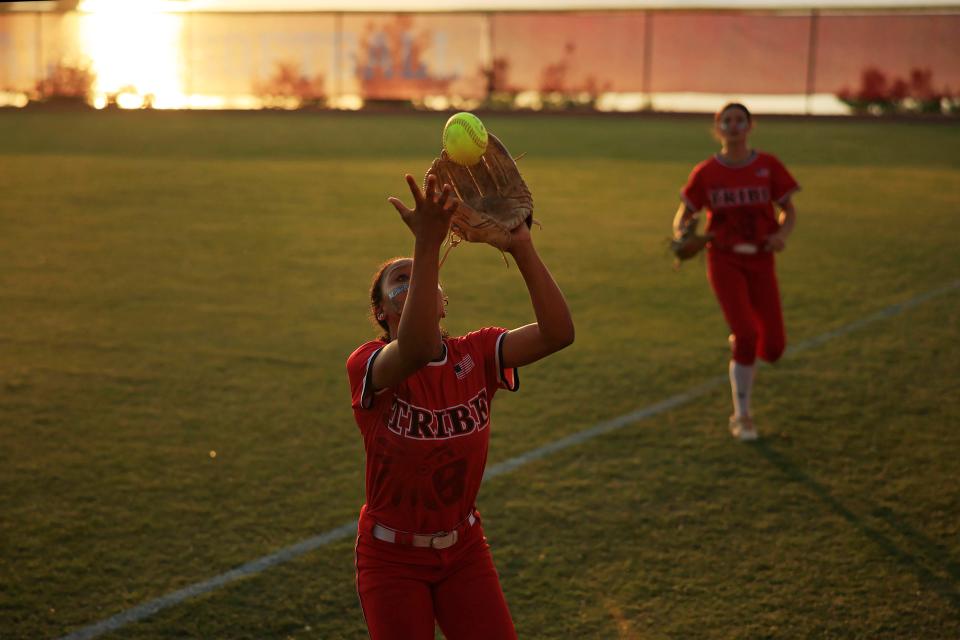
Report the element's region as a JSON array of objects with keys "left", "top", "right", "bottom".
[
  {"left": 372, "top": 512, "right": 477, "bottom": 550},
  {"left": 732, "top": 243, "right": 759, "bottom": 255}
]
